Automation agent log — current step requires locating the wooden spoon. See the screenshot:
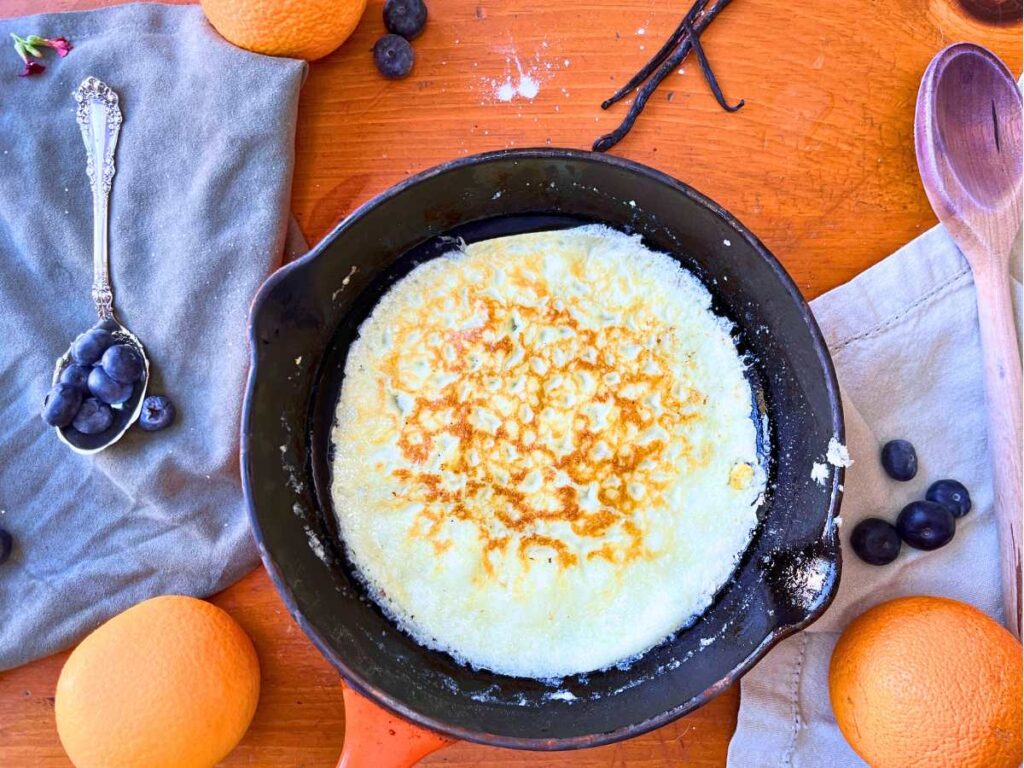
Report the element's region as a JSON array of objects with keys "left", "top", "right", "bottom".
[{"left": 915, "top": 42, "right": 1023, "bottom": 639}]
